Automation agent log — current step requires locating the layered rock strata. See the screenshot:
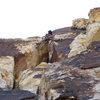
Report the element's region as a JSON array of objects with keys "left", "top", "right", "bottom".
[
  {"left": 16, "top": 62, "right": 49, "bottom": 94},
  {"left": 0, "top": 38, "right": 49, "bottom": 90},
  {"left": 49, "top": 27, "right": 85, "bottom": 62},
  {"left": 89, "top": 7, "right": 100, "bottom": 23},
  {"left": 39, "top": 65, "right": 100, "bottom": 100},
  {"left": 68, "top": 21, "right": 100, "bottom": 58},
  {"left": 0, "top": 7, "right": 100, "bottom": 100},
  {"left": 39, "top": 8, "right": 100, "bottom": 100},
  {"left": 39, "top": 41, "right": 100, "bottom": 100}
]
